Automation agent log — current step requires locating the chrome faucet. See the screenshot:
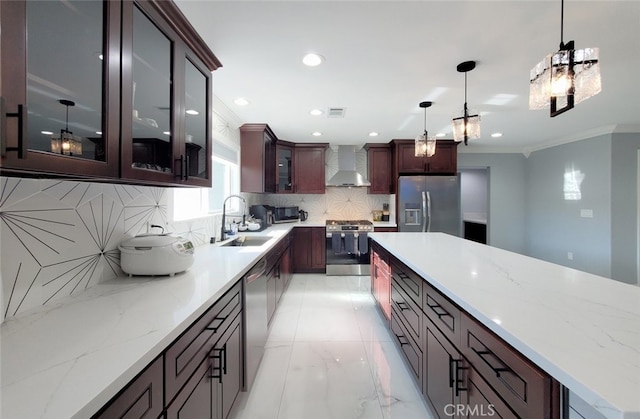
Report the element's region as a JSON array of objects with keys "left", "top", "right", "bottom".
[{"left": 221, "top": 194, "right": 246, "bottom": 241}]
